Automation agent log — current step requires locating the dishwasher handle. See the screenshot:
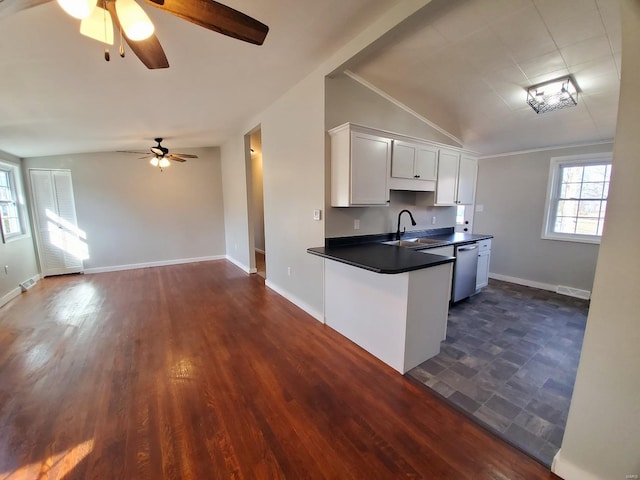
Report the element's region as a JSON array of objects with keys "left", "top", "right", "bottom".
[{"left": 457, "top": 245, "right": 478, "bottom": 251}]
